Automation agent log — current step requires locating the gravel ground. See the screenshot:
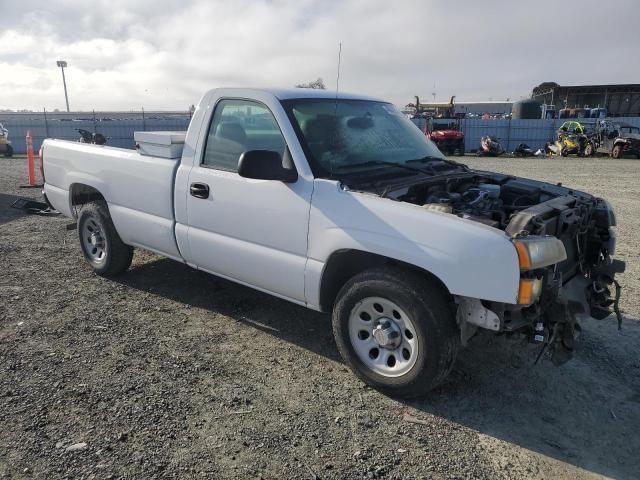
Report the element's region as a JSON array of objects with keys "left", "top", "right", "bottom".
[{"left": 1, "top": 155, "right": 639, "bottom": 479}]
